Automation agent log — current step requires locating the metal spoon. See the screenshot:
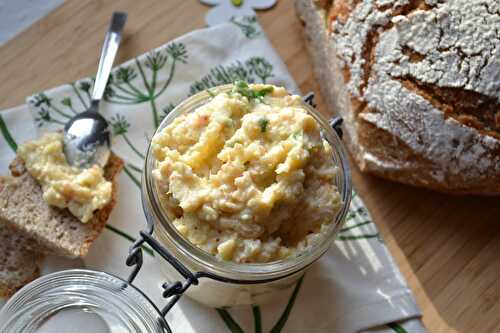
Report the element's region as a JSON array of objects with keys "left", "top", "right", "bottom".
[{"left": 63, "top": 12, "right": 127, "bottom": 168}]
